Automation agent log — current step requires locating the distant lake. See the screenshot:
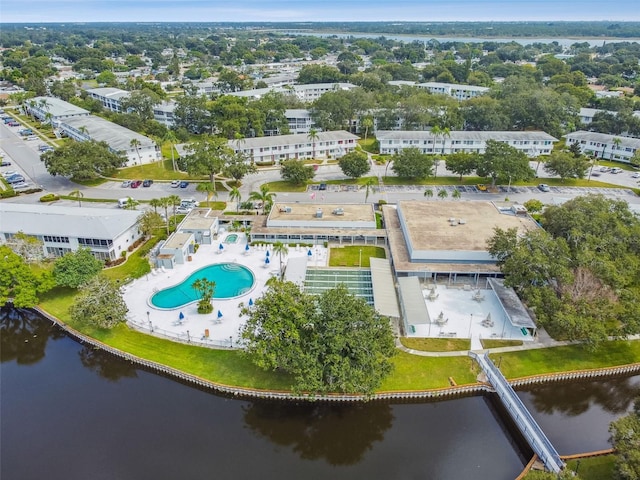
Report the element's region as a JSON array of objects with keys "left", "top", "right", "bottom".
[{"left": 281, "top": 30, "right": 640, "bottom": 47}]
